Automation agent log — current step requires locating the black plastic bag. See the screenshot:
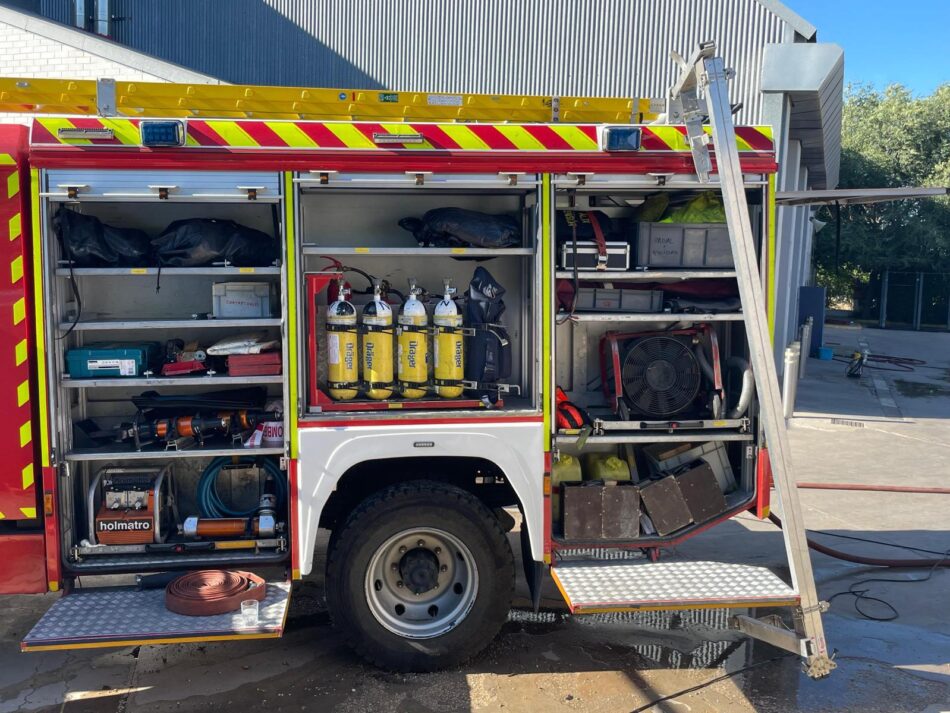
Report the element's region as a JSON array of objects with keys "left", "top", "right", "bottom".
[
  {"left": 54, "top": 207, "right": 152, "bottom": 267},
  {"left": 399, "top": 208, "right": 520, "bottom": 249},
  {"left": 465, "top": 267, "right": 512, "bottom": 400},
  {"left": 152, "top": 219, "right": 278, "bottom": 267}
]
